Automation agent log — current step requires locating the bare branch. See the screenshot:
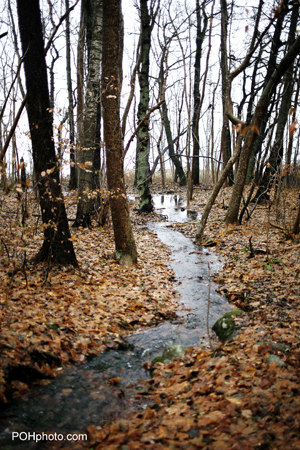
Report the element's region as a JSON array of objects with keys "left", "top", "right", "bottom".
[{"left": 0, "top": 0, "right": 80, "bottom": 163}]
